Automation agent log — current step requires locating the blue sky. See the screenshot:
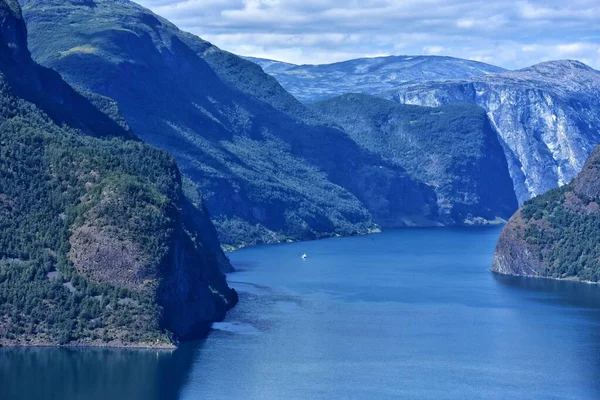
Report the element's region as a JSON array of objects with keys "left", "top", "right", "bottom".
[{"left": 137, "top": 0, "right": 600, "bottom": 69}]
